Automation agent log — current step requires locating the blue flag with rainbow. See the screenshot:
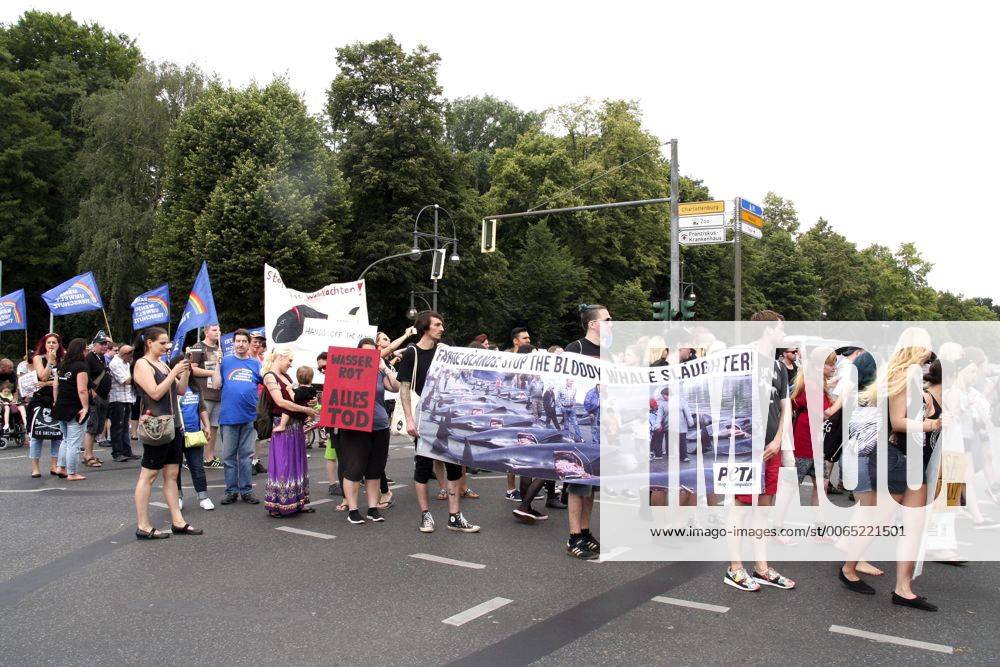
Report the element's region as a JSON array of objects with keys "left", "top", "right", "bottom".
[
  {"left": 171, "top": 261, "right": 218, "bottom": 358},
  {"left": 41, "top": 272, "right": 104, "bottom": 315},
  {"left": 0, "top": 289, "right": 27, "bottom": 332},
  {"left": 130, "top": 284, "right": 171, "bottom": 330}
]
